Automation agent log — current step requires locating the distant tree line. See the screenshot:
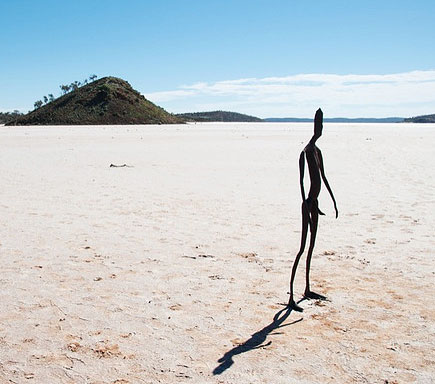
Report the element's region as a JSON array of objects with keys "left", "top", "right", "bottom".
[
  {"left": 0, "top": 110, "right": 23, "bottom": 124},
  {"left": 404, "top": 113, "right": 435, "bottom": 123},
  {"left": 176, "top": 110, "right": 263, "bottom": 122},
  {"left": 33, "top": 74, "right": 98, "bottom": 110}
]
